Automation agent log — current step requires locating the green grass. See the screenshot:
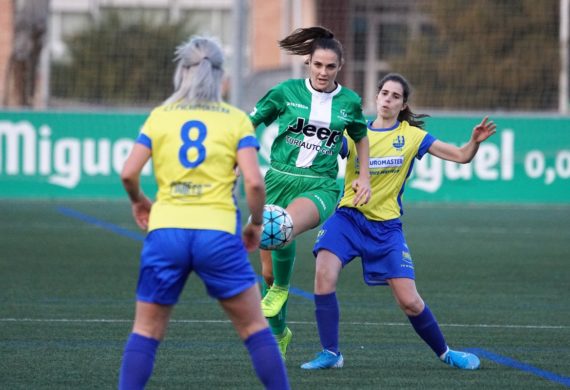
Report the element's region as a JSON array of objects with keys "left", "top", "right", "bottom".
[{"left": 0, "top": 200, "right": 569, "bottom": 389}]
